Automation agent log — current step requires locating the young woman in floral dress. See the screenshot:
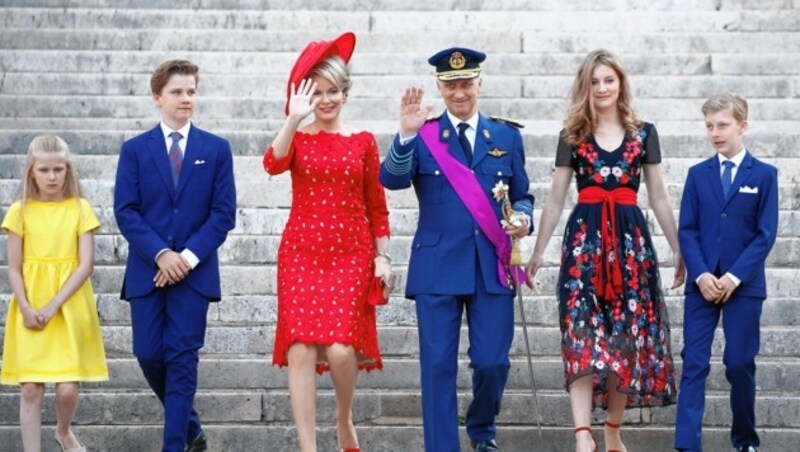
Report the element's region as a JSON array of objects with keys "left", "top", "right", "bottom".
[{"left": 525, "top": 49, "right": 685, "bottom": 452}]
